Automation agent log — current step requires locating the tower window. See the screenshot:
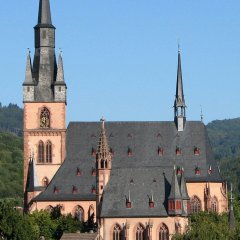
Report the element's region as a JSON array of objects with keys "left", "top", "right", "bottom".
[
  {"left": 46, "top": 141, "right": 52, "bottom": 163},
  {"left": 27, "top": 87, "right": 30, "bottom": 92},
  {"left": 38, "top": 141, "right": 44, "bottom": 163},
  {"left": 59, "top": 87, "right": 61, "bottom": 92},
  {"left": 40, "top": 107, "right": 50, "bottom": 128}
]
